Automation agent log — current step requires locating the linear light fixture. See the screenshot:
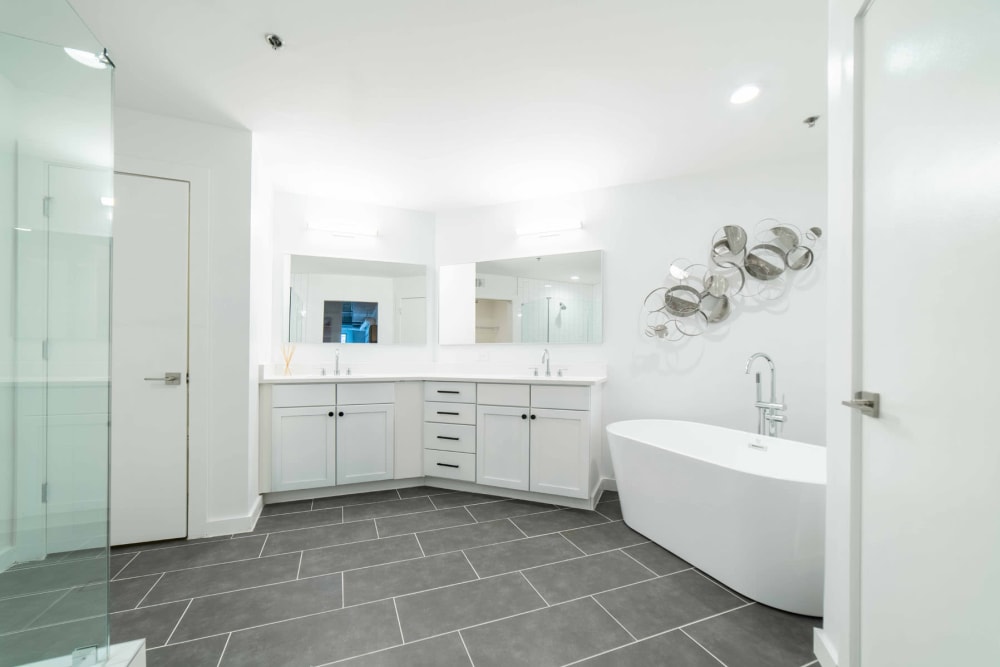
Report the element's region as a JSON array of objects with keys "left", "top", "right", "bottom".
[
  {"left": 307, "top": 221, "right": 379, "bottom": 238},
  {"left": 515, "top": 220, "right": 583, "bottom": 238}
]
